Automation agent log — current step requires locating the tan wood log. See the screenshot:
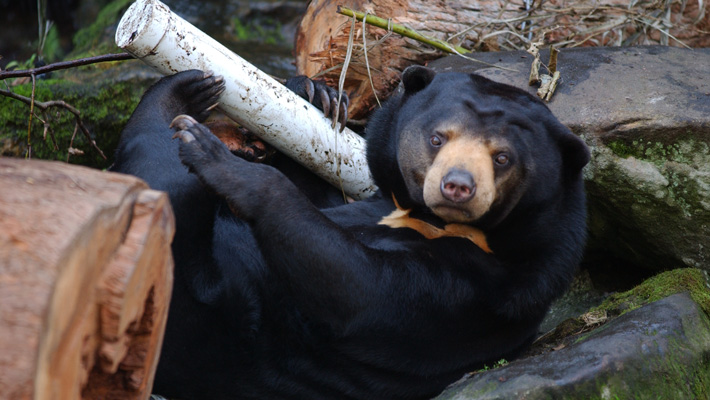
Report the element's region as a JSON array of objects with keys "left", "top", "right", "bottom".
[
  {"left": 295, "top": 0, "right": 485, "bottom": 121},
  {"left": 0, "top": 158, "right": 174, "bottom": 400}
]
